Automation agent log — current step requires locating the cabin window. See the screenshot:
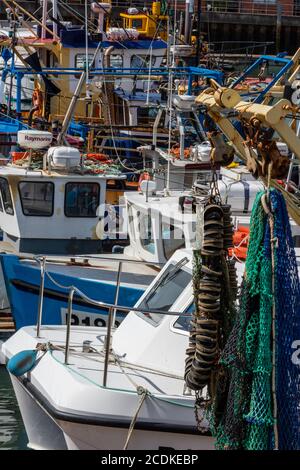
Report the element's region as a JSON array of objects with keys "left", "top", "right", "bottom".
[
  {"left": 130, "top": 54, "right": 156, "bottom": 69},
  {"left": 19, "top": 182, "right": 54, "bottom": 216},
  {"left": 137, "top": 262, "right": 191, "bottom": 325},
  {"left": 110, "top": 55, "right": 123, "bottom": 69},
  {"left": 132, "top": 19, "right": 143, "bottom": 29},
  {"left": 139, "top": 211, "right": 155, "bottom": 254},
  {"left": 65, "top": 182, "right": 100, "bottom": 217},
  {"left": 173, "top": 303, "right": 194, "bottom": 332},
  {"left": 0, "top": 178, "right": 14, "bottom": 215},
  {"left": 162, "top": 222, "right": 185, "bottom": 259},
  {"left": 137, "top": 107, "right": 159, "bottom": 125},
  {"left": 74, "top": 54, "right": 94, "bottom": 69}
]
